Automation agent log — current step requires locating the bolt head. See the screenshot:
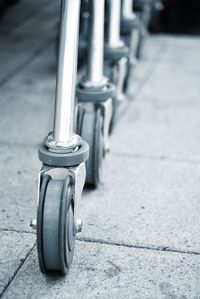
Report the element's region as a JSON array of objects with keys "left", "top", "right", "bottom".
[
  {"left": 47, "top": 132, "right": 53, "bottom": 142},
  {"left": 75, "top": 219, "right": 83, "bottom": 234},
  {"left": 30, "top": 219, "right": 37, "bottom": 230}
]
